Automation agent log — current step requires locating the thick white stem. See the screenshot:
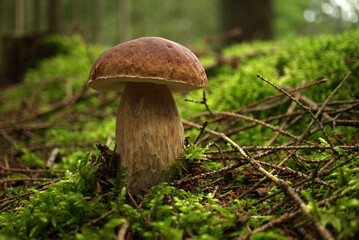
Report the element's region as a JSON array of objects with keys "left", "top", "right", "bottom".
[{"left": 115, "top": 82, "right": 184, "bottom": 192}]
